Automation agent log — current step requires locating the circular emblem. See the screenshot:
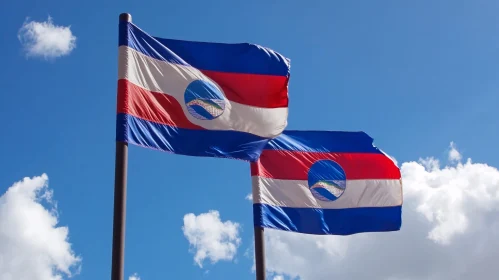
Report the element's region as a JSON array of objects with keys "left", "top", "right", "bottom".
[
  {"left": 184, "top": 80, "right": 226, "bottom": 120},
  {"left": 307, "top": 160, "right": 347, "bottom": 202}
]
